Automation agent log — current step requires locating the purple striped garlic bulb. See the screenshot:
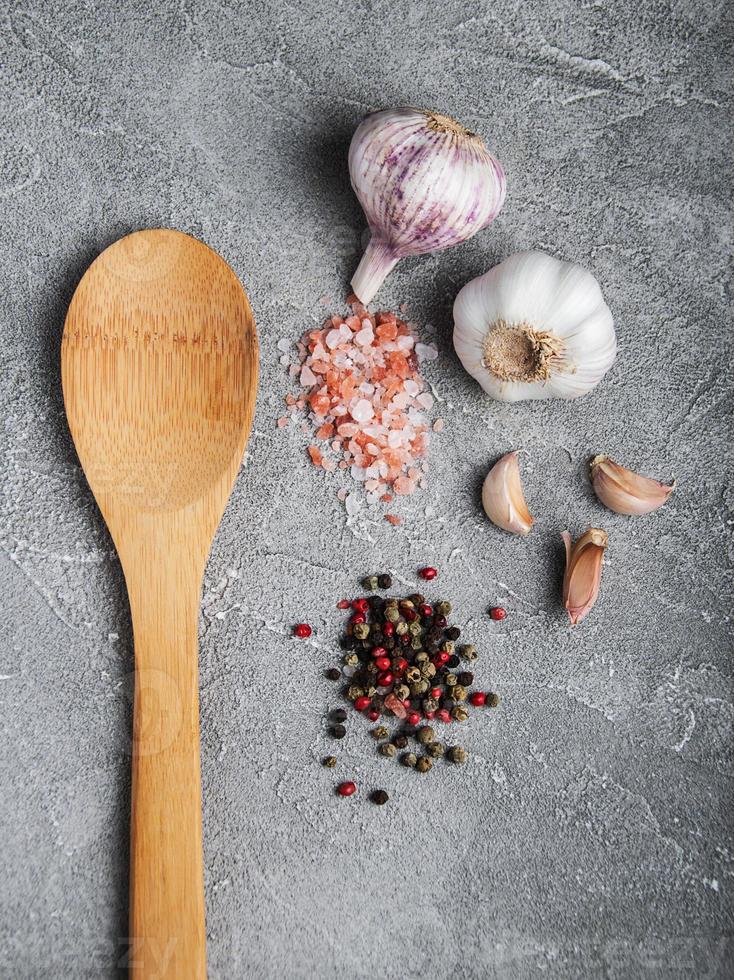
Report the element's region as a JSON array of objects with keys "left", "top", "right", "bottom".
[{"left": 348, "top": 107, "right": 506, "bottom": 305}]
